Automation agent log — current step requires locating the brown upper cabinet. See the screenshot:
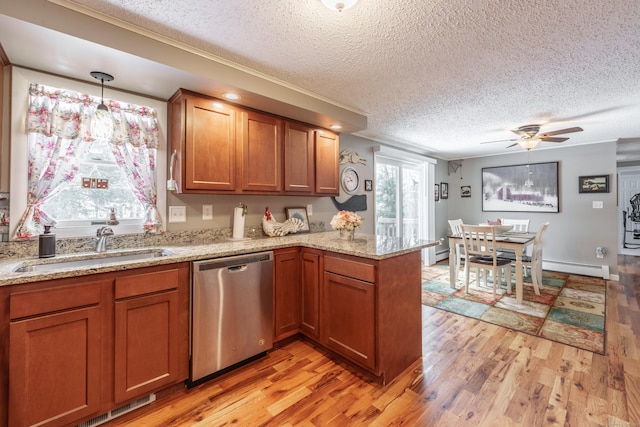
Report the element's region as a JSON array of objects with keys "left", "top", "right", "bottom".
[{"left": 169, "top": 89, "right": 339, "bottom": 195}]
